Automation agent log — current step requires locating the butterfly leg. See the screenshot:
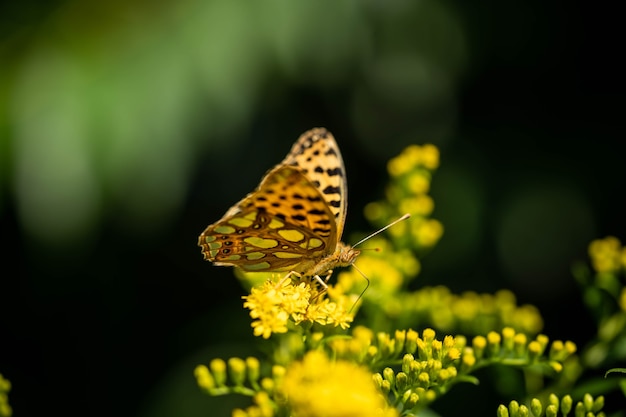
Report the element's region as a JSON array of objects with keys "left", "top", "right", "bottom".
[
  {"left": 277, "top": 270, "right": 303, "bottom": 287},
  {"left": 277, "top": 270, "right": 331, "bottom": 301},
  {"left": 309, "top": 271, "right": 333, "bottom": 301},
  {"left": 280, "top": 270, "right": 329, "bottom": 291},
  {"left": 312, "top": 273, "right": 330, "bottom": 290}
]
